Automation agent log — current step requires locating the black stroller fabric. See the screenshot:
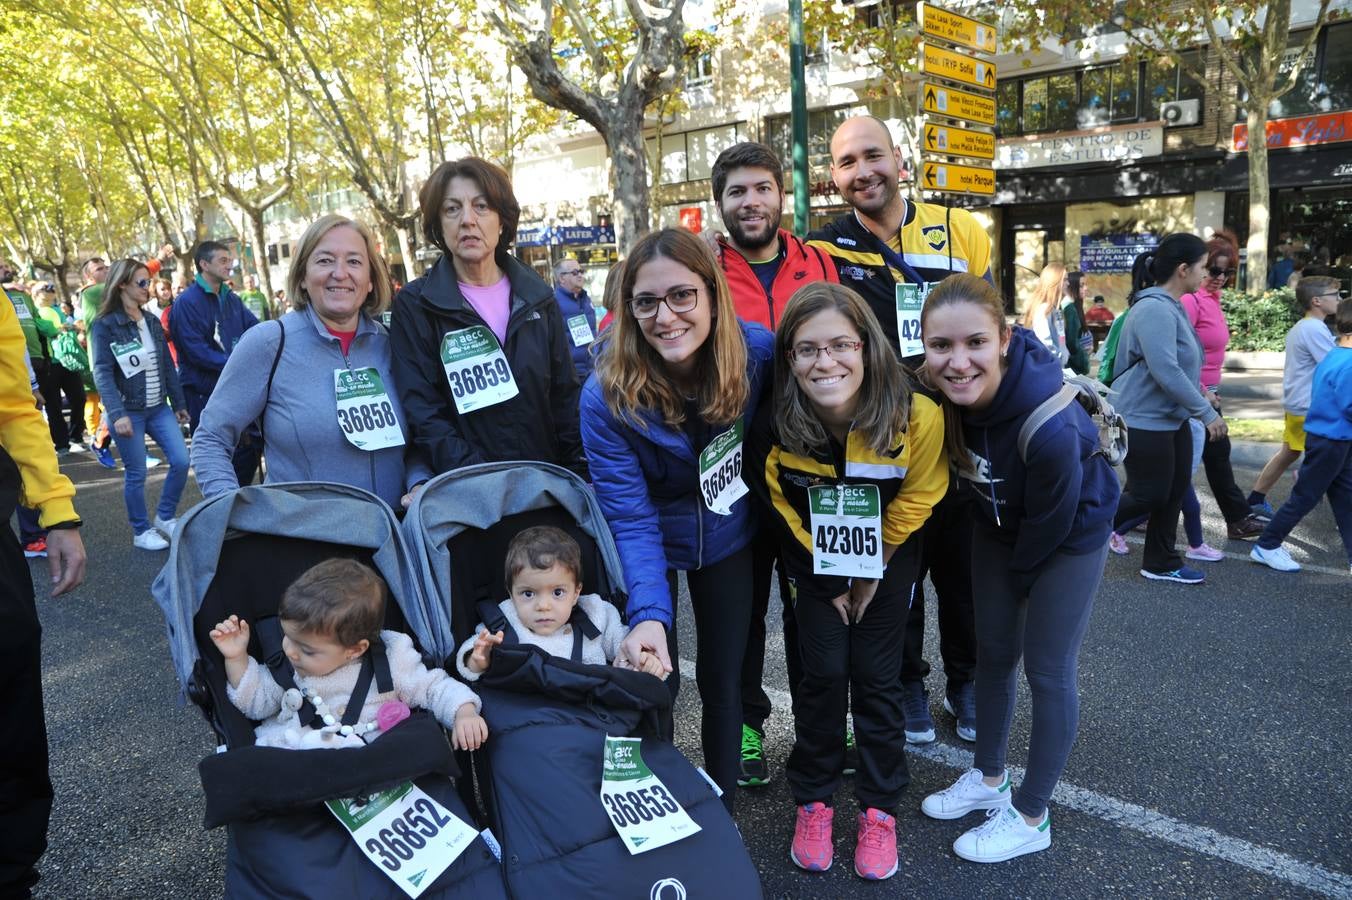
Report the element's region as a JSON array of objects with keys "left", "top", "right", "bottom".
[
  {"left": 475, "top": 646, "right": 763, "bottom": 898},
  {"left": 152, "top": 483, "right": 508, "bottom": 899}
]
